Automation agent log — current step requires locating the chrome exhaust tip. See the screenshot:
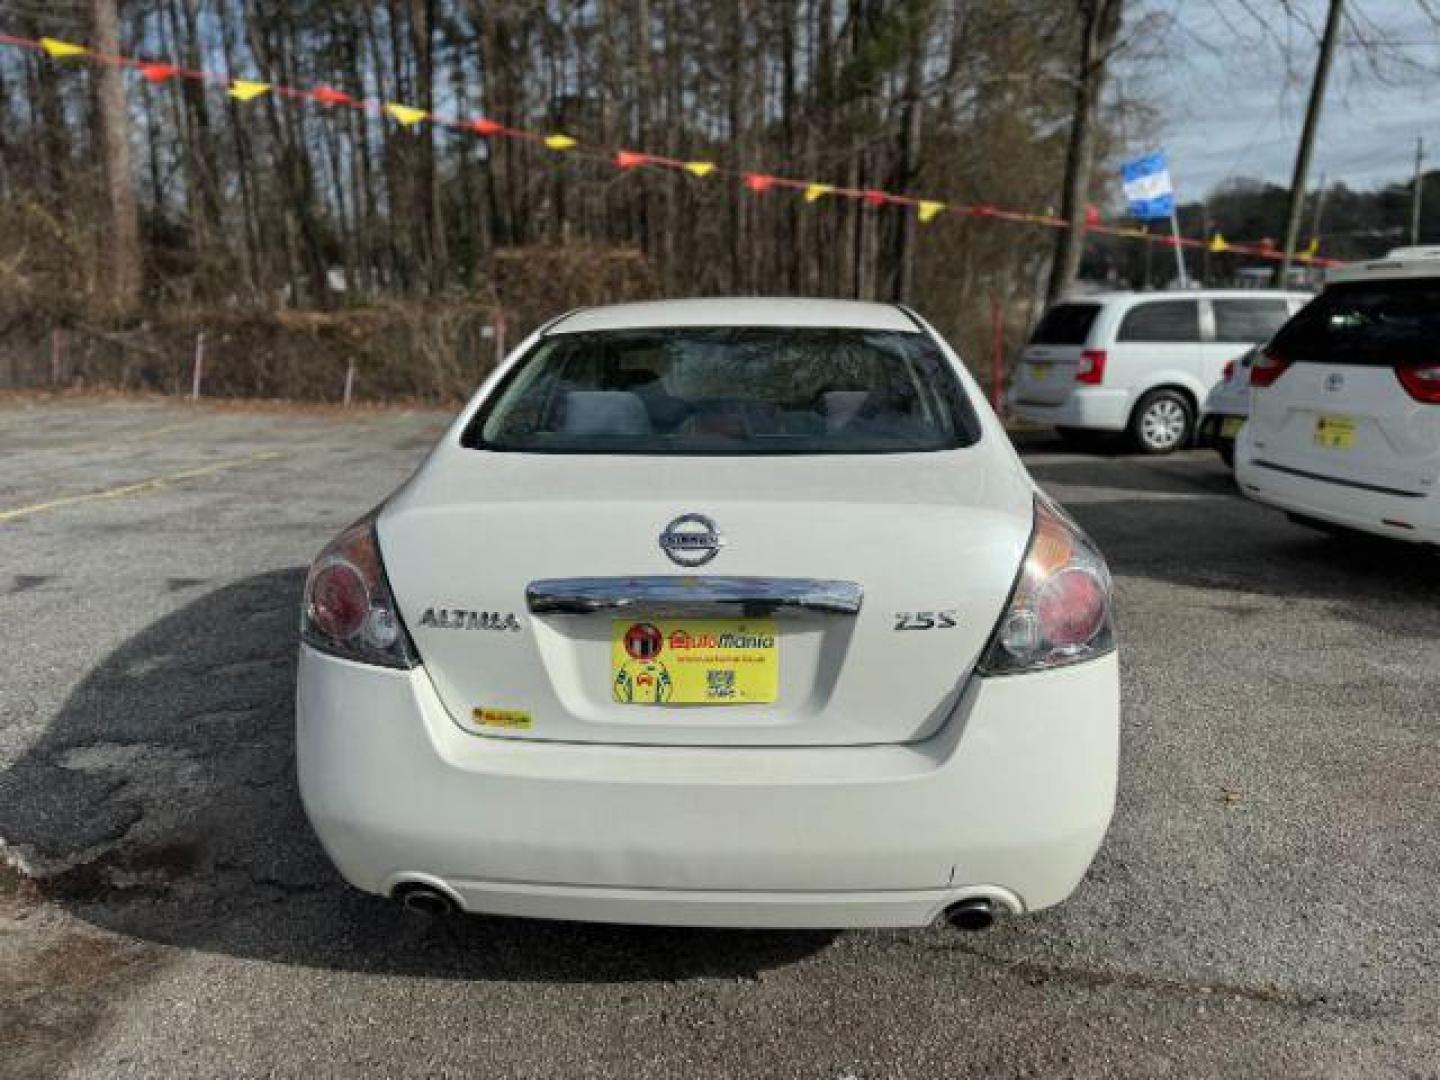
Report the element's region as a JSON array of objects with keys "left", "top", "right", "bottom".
[
  {"left": 943, "top": 898, "right": 996, "bottom": 932},
  {"left": 394, "top": 884, "right": 457, "bottom": 917}
]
